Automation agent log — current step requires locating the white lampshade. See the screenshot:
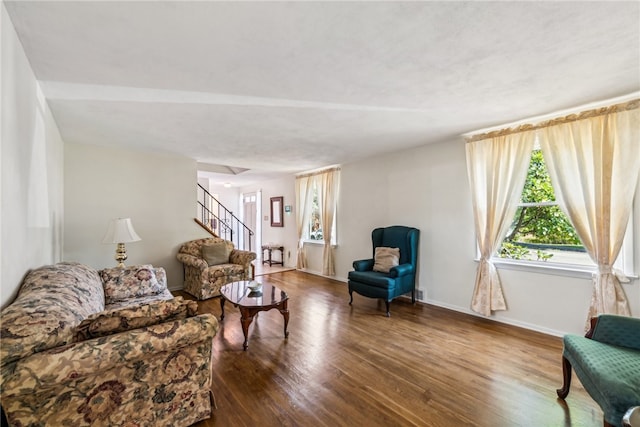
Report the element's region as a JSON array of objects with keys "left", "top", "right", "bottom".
[{"left": 102, "top": 218, "right": 141, "bottom": 244}]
